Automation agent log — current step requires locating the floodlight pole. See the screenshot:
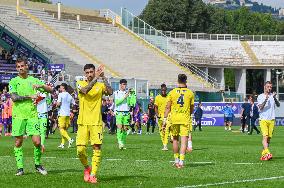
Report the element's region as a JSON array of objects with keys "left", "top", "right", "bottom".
[{"left": 276, "top": 71, "right": 282, "bottom": 100}]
